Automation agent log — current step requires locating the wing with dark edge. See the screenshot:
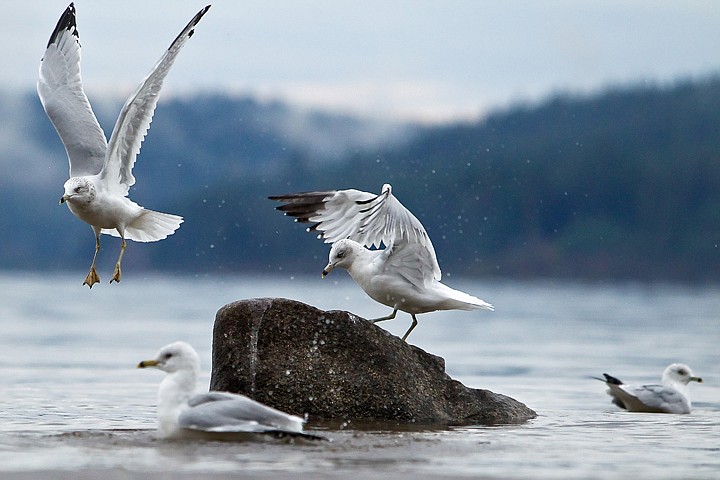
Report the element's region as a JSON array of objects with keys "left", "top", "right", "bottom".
[
  {"left": 270, "top": 184, "right": 442, "bottom": 280},
  {"left": 100, "top": 5, "right": 211, "bottom": 196},
  {"left": 38, "top": 2, "right": 107, "bottom": 177}
]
